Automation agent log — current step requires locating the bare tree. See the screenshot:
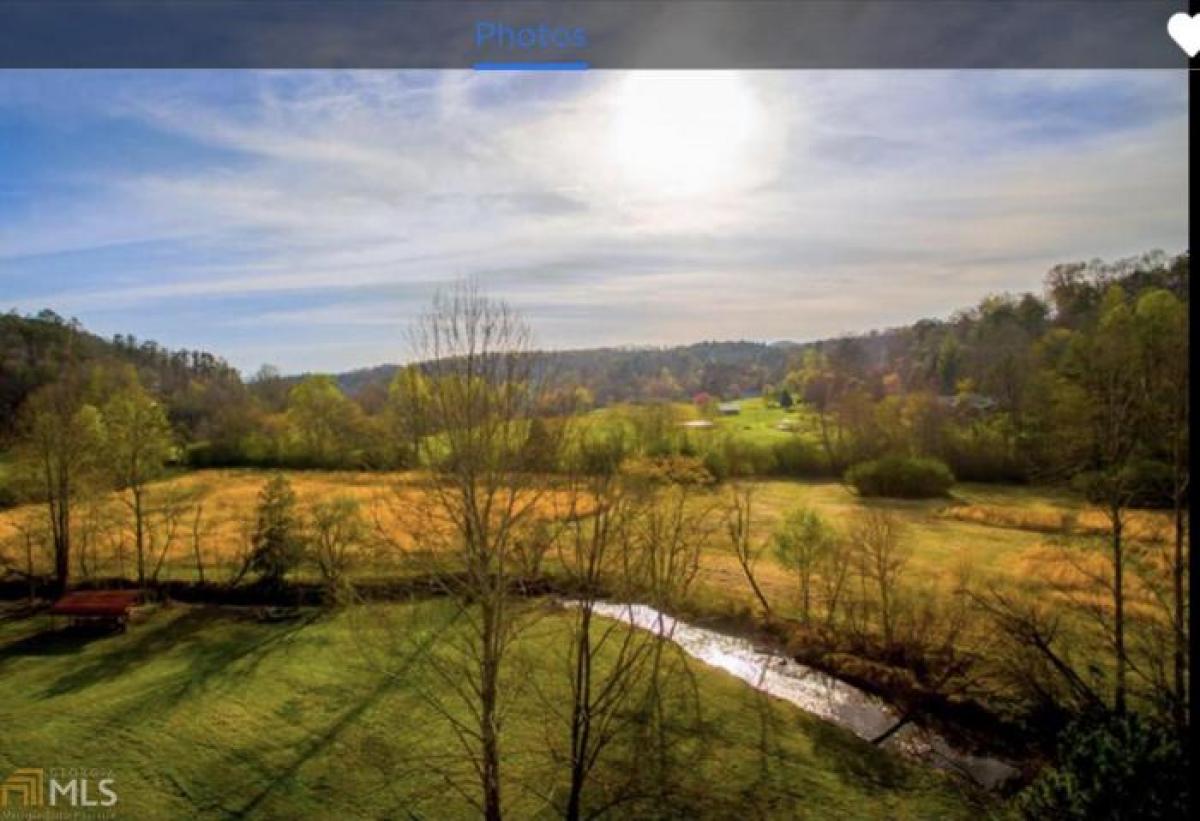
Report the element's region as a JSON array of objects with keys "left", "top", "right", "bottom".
[
  {"left": 226, "top": 509, "right": 257, "bottom": 585},
  {"left": 104, "top": 379, "right": 174, "bottom": 589},
  {"left": 630, "top": 483, "right": 711, "bottom": 611},
  {"left": 850, "top": 509, "right": 909, "bottom": 647},
  {"left": 308, "top": 495, "right": 368, "bottom": 601},
  {"left": 189, "top": 501, "right": 211, "bottom": 583},
  {"left": 723, "top": 484, "right": 771, "bottom": 617},
  {"left": 373, "top": 281, "right": 562, "bottom": 821},
  {"left": 540, "top": 441, "right": 719, "bottom": 819},
  {"left": 146, "top": 486, "right": 196, "bottom": 584},
  {"left": 4, "top": 508, "right": 50, "bottom": 604},
  {"left": 619, "top": 481, "right": 713, "bottom": 816},
  {"left": 971, "top": 585, "right": 1104, "bottom": 714},
  {"left": 819, "top": 531, "right": 853, "bottom": 630},
  {"left": 76, "top": 495, "right": 121, "bottom": 582},
  {"left": 15, "top": 376, "right": 103, "bottom": 590},
  {"left": 551, "top": 463, "right": 656, "bottom": 820}
]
